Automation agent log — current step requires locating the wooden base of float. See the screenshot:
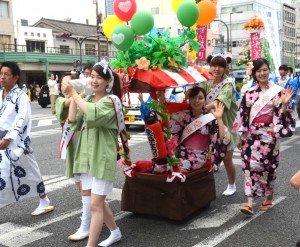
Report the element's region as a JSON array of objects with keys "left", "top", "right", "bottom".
[{"left": 121, "top": 167, "right": 216, "bottom": 221}]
